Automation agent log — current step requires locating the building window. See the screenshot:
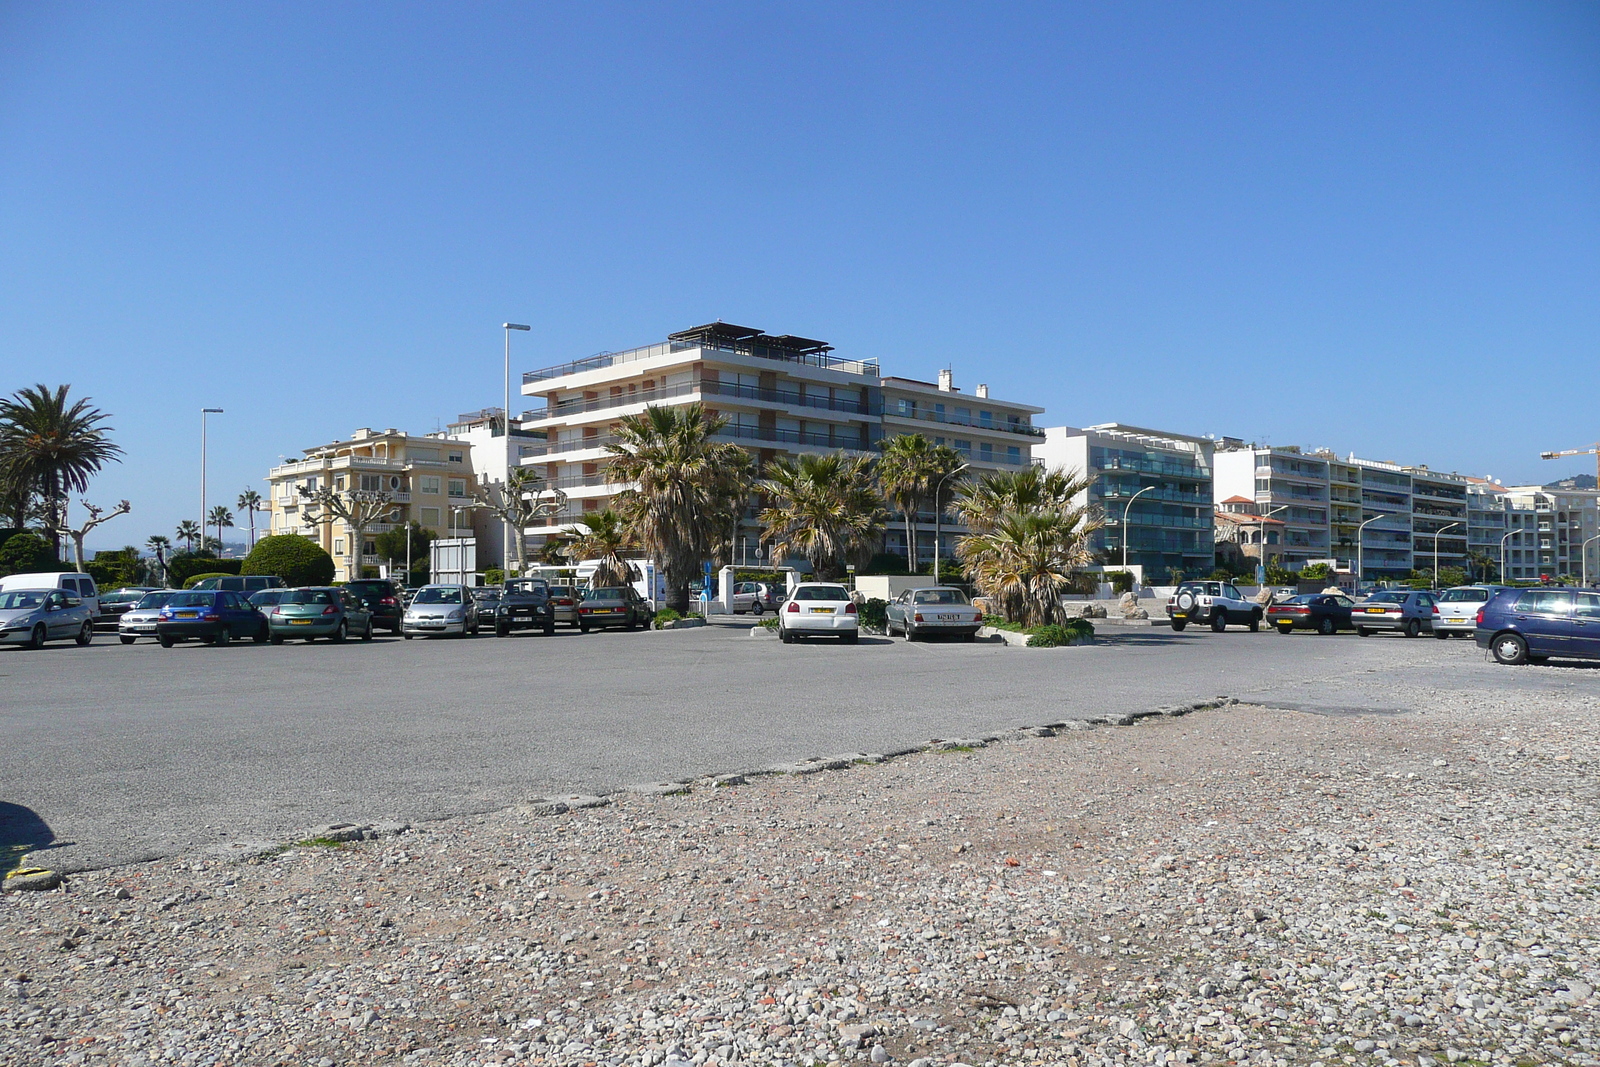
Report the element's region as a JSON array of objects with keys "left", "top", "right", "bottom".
[
  {"left": 448, "top": 452, "right": 464, "bottom": 464},
  {"left": 363, "top": 540, "right": 375, "bottom": 556},
  {"left": 1007, "top": 446, "right": 1021, "bottom": 464},
  {"left": 980, "top": 410, "right": 993, "bottom": 427},
  {"left": 334, "top": 538, "right": 345, "bottom": 555},
  {"left": 955, "top": 439, "right": 972, "bottom": 455},
  {"left": 447, "top": 478, "right": 467, "bottom": 498},
  {"left": 360, "top": 474, "right": 381, "bottom": 491},
  {"left": 334, "top": 475, "right": 346, "bottom": 491},
  {"left": 980, "top": 442, "right": 994, "bottom": 462},
  {"left": 421, "top": 507, "right": 440, "bottom": 526},
  {"left": 896, "top": 398, "right": 915, "bottom": 416},
  {"left": 419, "top": 476, "right": 442, "bottom": 495},
  {"left": 303, "top": 477, "right": 318, "bottom": 493}
]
